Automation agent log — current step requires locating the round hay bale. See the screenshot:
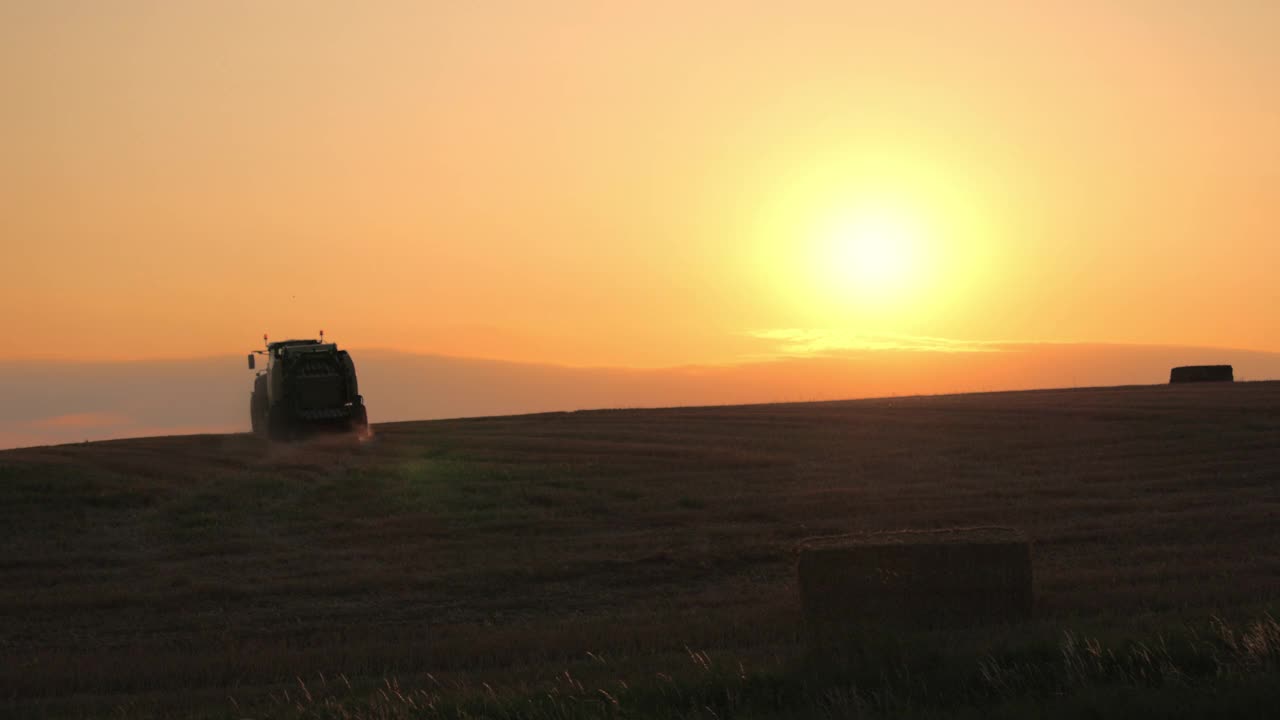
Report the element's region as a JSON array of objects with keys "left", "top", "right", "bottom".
[{"left": 1169, "top": 365, "right": 1233, "bottom": 383}]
